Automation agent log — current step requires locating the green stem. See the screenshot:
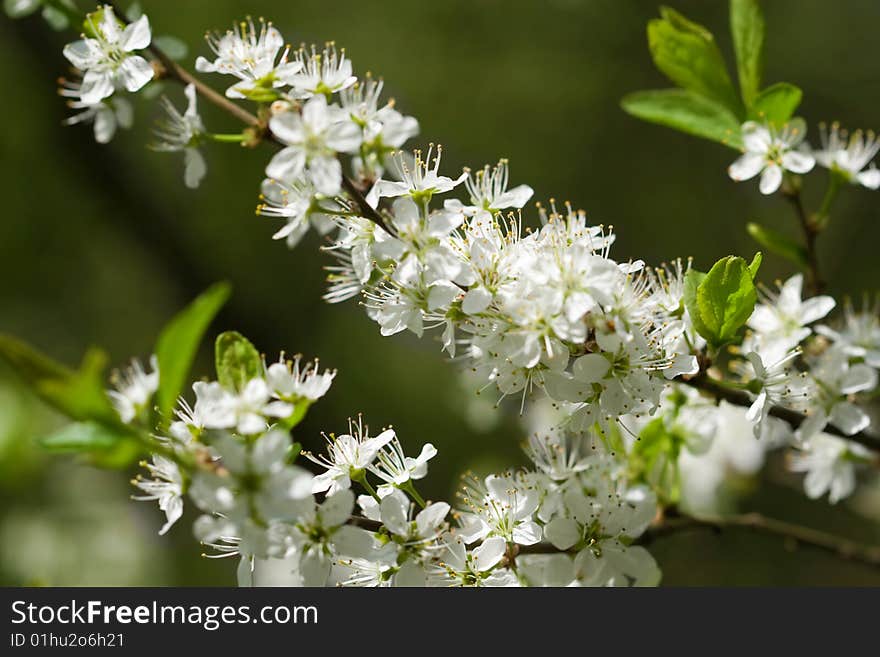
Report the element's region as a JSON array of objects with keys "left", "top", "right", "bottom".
[
  {"left": 815, "top": 172, "right": 844, "bottom": 229},
  {"left": 205, "top": 133, "right": 247, "bottom": 143},
  {"left": 402, "top": 480, "right": 426, "bottom": 508},
  {"left": 354, "top": 471, "right": 381, "bottom": 502}
]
